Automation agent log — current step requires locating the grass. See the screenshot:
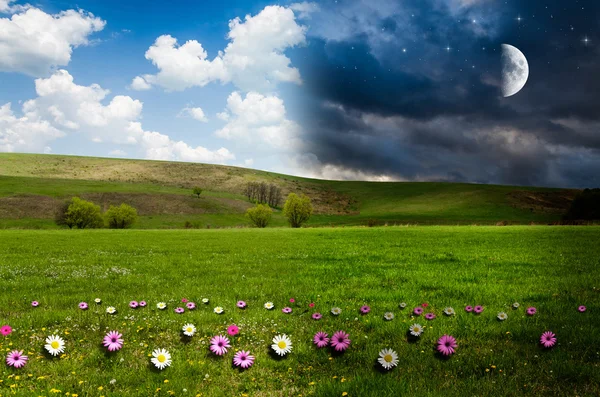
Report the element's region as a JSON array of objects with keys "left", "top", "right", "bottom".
[
  {"left": 0, "top": 226, "right": 598, "bottom": 396},
  {"left": 0, "top": 154, "right": 581, "bottom": 229}
]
